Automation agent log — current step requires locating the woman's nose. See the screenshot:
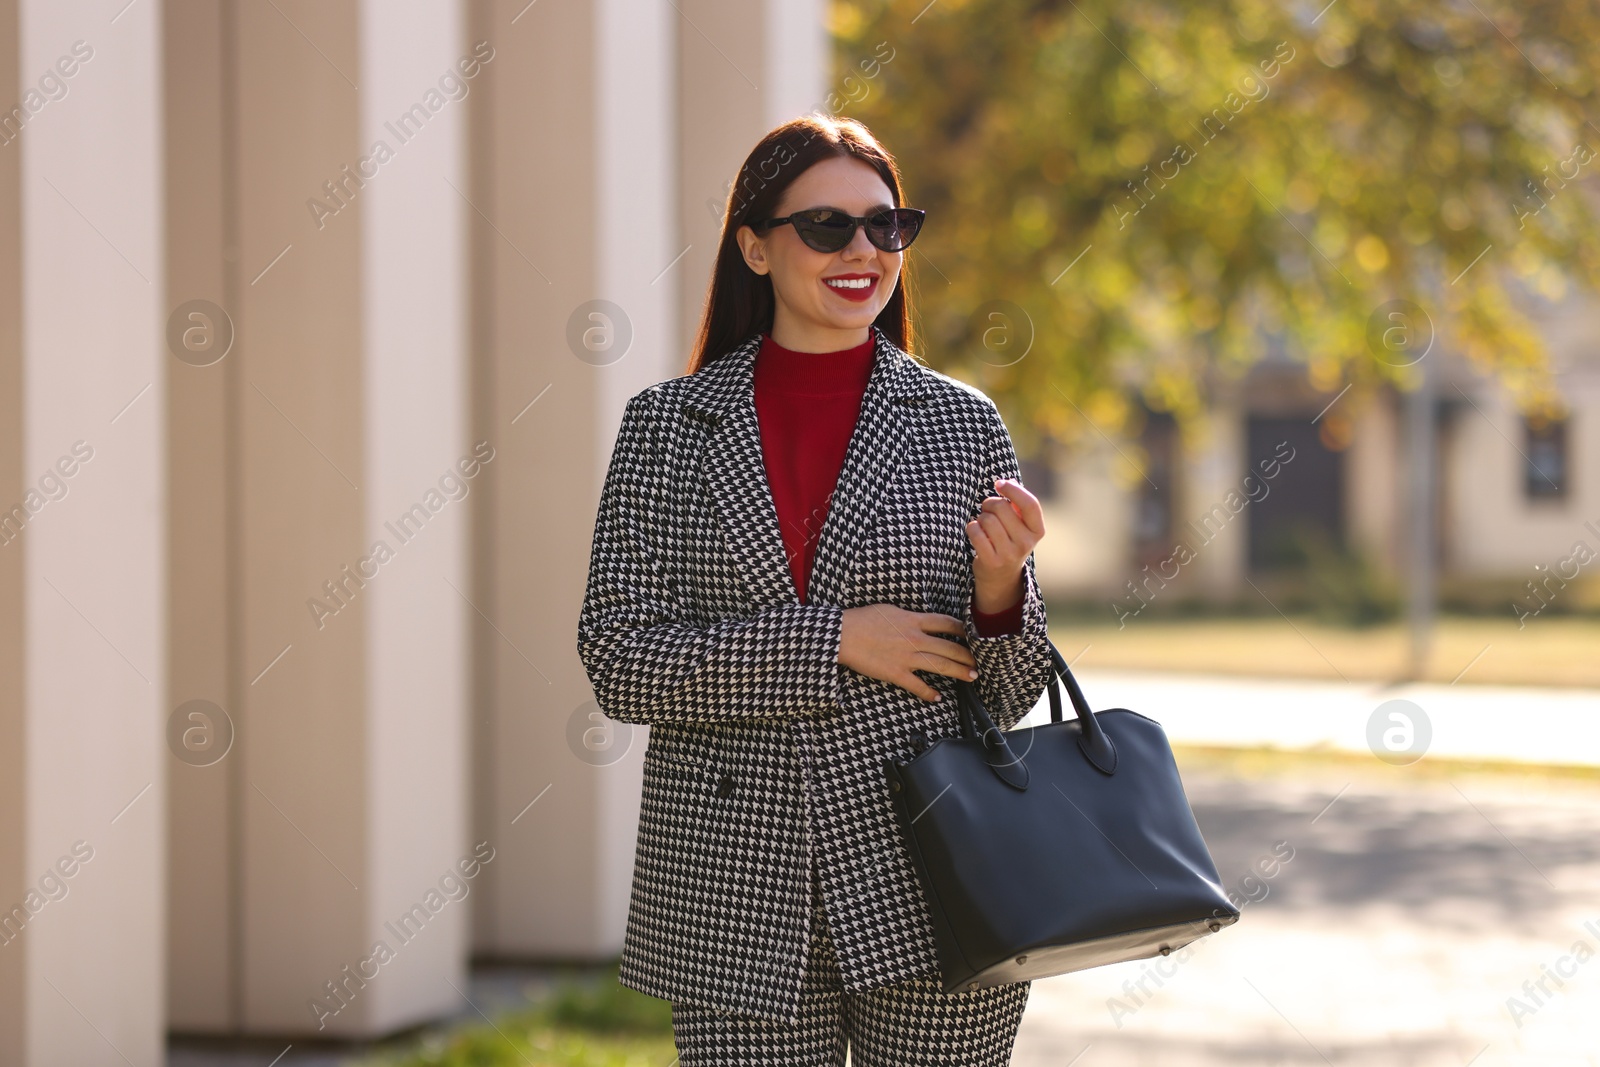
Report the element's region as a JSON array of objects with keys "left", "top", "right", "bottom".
[{"left": 842, "top": 223, "right": 877, "bottom": 259}]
